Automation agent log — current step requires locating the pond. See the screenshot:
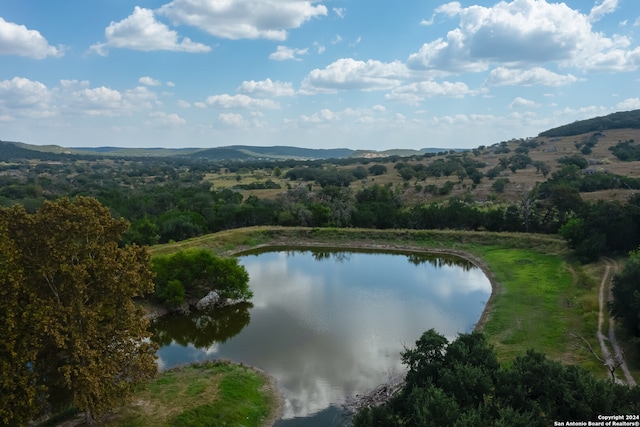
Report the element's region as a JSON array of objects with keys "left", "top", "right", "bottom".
[{"left": 151, "top": 248, "right": 492, "bottom": 426}]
